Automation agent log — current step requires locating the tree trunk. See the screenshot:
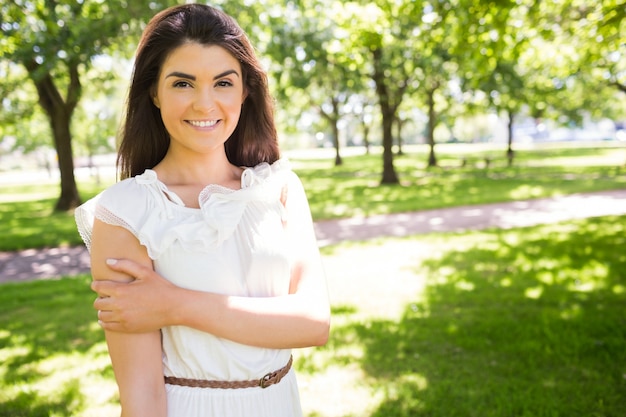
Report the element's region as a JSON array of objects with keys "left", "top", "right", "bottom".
[
  {"left": 330, "top": 98, "right": 343, "bottom": 166},
  {"left": 396, "top": 118, "right": 404, "bottom": 156},
  {"left": 426, "top": 87, "right": 437, "bottom": 167},
  {"left": 51, "top": 110, "right": 81, "bottom": 211},
  {"left": 381, "top": 111, "right": 398, "bottom": 183},
  {"left": 362, "top": 123, "right": 370, "bottom": 155},
  {"left": 371, "top": 47, "right": 399, "bottom": 184},
  {"left": 506, "top": 110, "right": 515, "bottom": 167},
  {"left": 332, "top": 121, "right": 342, "bottom": 166},
  {"left": 26, "top": 60, "right": 82, "bottom": 211},
  {"left": 358, "top": 108, "right": 371, "bottom": 155},
  {"left": 319, "top": 98, "right": 343, "bottom": 166}
]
